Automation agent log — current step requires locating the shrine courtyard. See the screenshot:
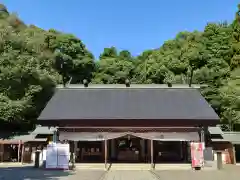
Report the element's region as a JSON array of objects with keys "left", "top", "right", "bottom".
[{"left": 0, "top": 164, "right": 239, "bottom": 180}]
